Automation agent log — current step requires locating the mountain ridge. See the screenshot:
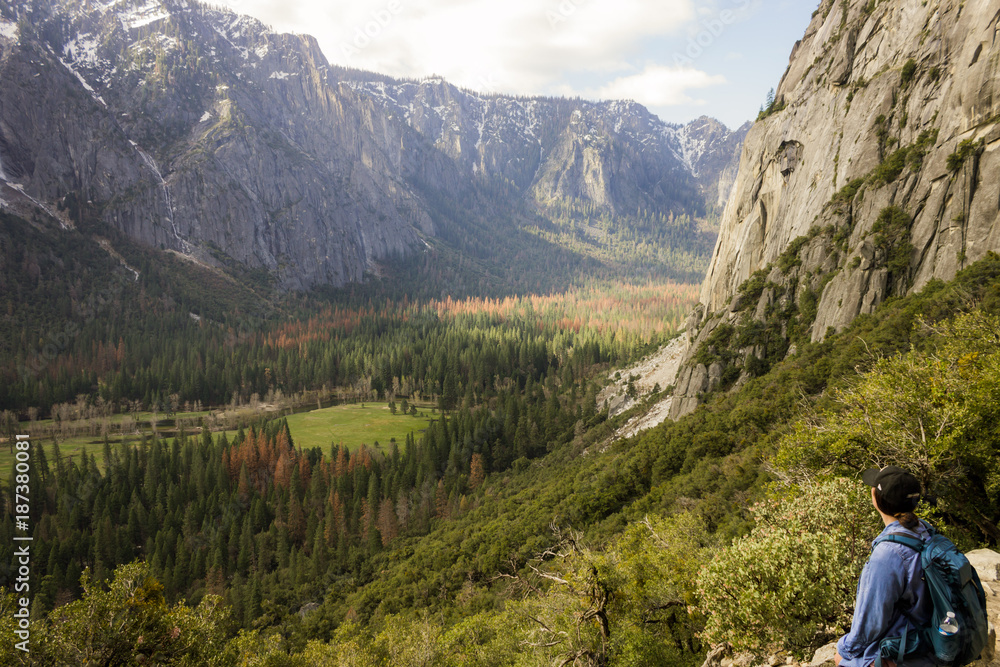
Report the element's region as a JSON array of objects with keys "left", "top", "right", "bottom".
[{"left": 0, "top": 0, "right": 747, "bottom": 291}]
